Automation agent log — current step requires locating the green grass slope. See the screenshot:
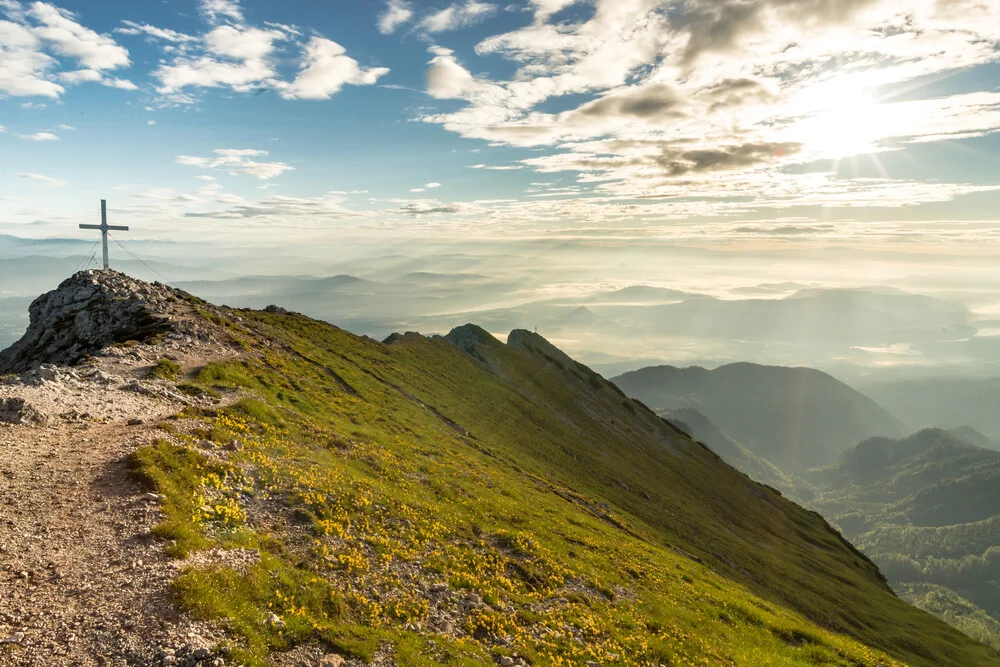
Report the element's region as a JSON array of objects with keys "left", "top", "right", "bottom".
[
  {"left": 612, "top": 363, "right": 907, "bottom": 471},
  {"left": 133, "top": 306, "right": 997, "bottom": 666},
  {"left": 662, "top": 407, "right": 814, "bottom": 503}
]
